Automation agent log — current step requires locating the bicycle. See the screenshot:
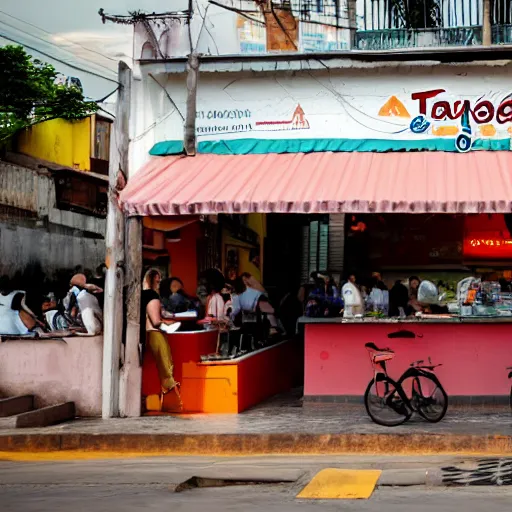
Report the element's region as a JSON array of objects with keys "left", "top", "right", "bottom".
[
  {"left": 364, "top": 342, "right": 448, "bottom": 427},
  {"left": 507, "top": 366, "right": 512, "bottom": 411}
]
